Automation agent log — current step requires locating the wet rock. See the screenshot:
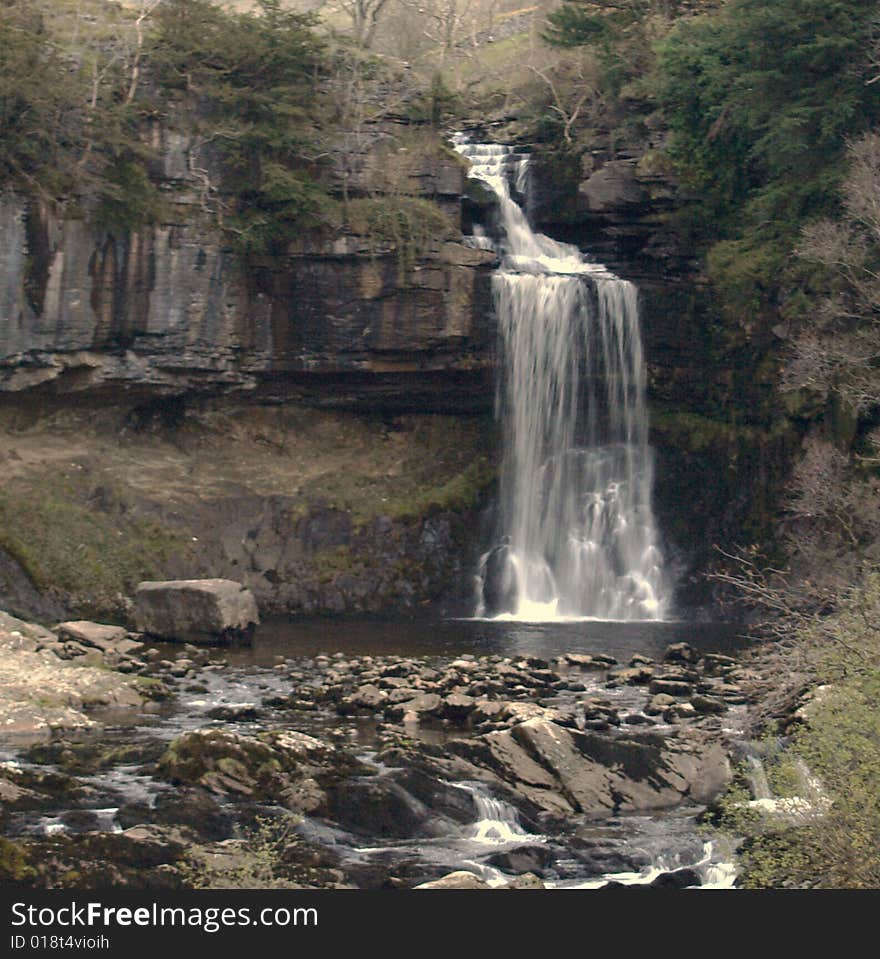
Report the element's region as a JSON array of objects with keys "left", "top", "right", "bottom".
[
  {"left": 152, "top": 789, "right": 234, "bottom": 841},
  {"left": 23, "top": 740, "right": 165, "bottom": 775},
  {"left": 608, "top": 666, "right": 654, "bottom": 687},
  {"left": 205, "top": 703, "right": 262, "bottom": 722},
  {"left": 55, "top": 621, "right": 142, "bottom": 657},
  {"left": 155, "top": 728, "right": 362, "bottom": 813},
  {"left": 648, "top": 867, "right": 701, "bottom": 889},
  {"left": 325, "top": 777, "right": 454, "bottom": 840},
  {"left": 622, "top": 713, "right": 655, "bottom": 726},
  {"left": 645, "top": 693, "right": 677, "bottom": 716},
  {"left": 691, "top": 695, "right": 727, "bottom": 715},
  {"left": 441, "top": 693, "right": 476, "bottom": 721},
  {"left": 571, "top": 834, "right": 651, "bottom": 874},
  {"left": 348, "top": 685, "right": 389, "bottom": 711},
  {"left": 564, "top": 653, "right": 615, "bottom": 670},
  {"left": 648, "top": 679, "right": 693, "bottom": 697},
  {"left": 663, "top": 643, "right": 701, "bottom": 666},
  {"left": 473, "top": 699, "right": 507, "bottom": 725},
  {"left": 663, "top": 703, "right": 698, "bottom": 722},
  {"left": 448, "top": 730, "right": 572, "bottom": 816},
  {"left": 414, "top": 870, "right": 490, "bottom": 890},
  {"left": 387, "top": 693, "right": 442, "bottom": 720},
  {"left": 135, "top": 579, "right": 259, "bottom": 646},
  {"left": 386, "top": 767, "right": 477, "bottom": 825},
  {"left": 486, "top": 843, "right": 554, "bottom": 875},
  {"left": 452, "top": 720, "right": 732, "bottom": 816},
  {"left": 506, "top": 872, "right": 545, "bottom": 889},
  {"left": 0, "top": 764, "right": 90, "bottom": 811}
]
